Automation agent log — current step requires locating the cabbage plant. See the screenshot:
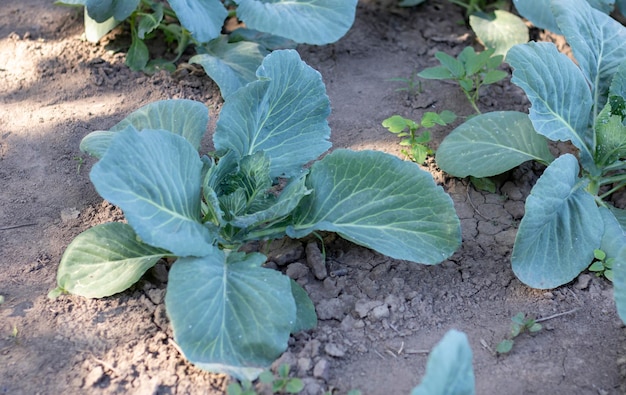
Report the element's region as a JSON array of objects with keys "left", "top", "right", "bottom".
[
  {"left": 49, "top": 50, "right": 461, "bottom": 379},
  {"left": 435, "top": 0, "right": 626, "bottom": 290},
  {"left": 55, "top": 0, "right": 357, "bottom": 93}
]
